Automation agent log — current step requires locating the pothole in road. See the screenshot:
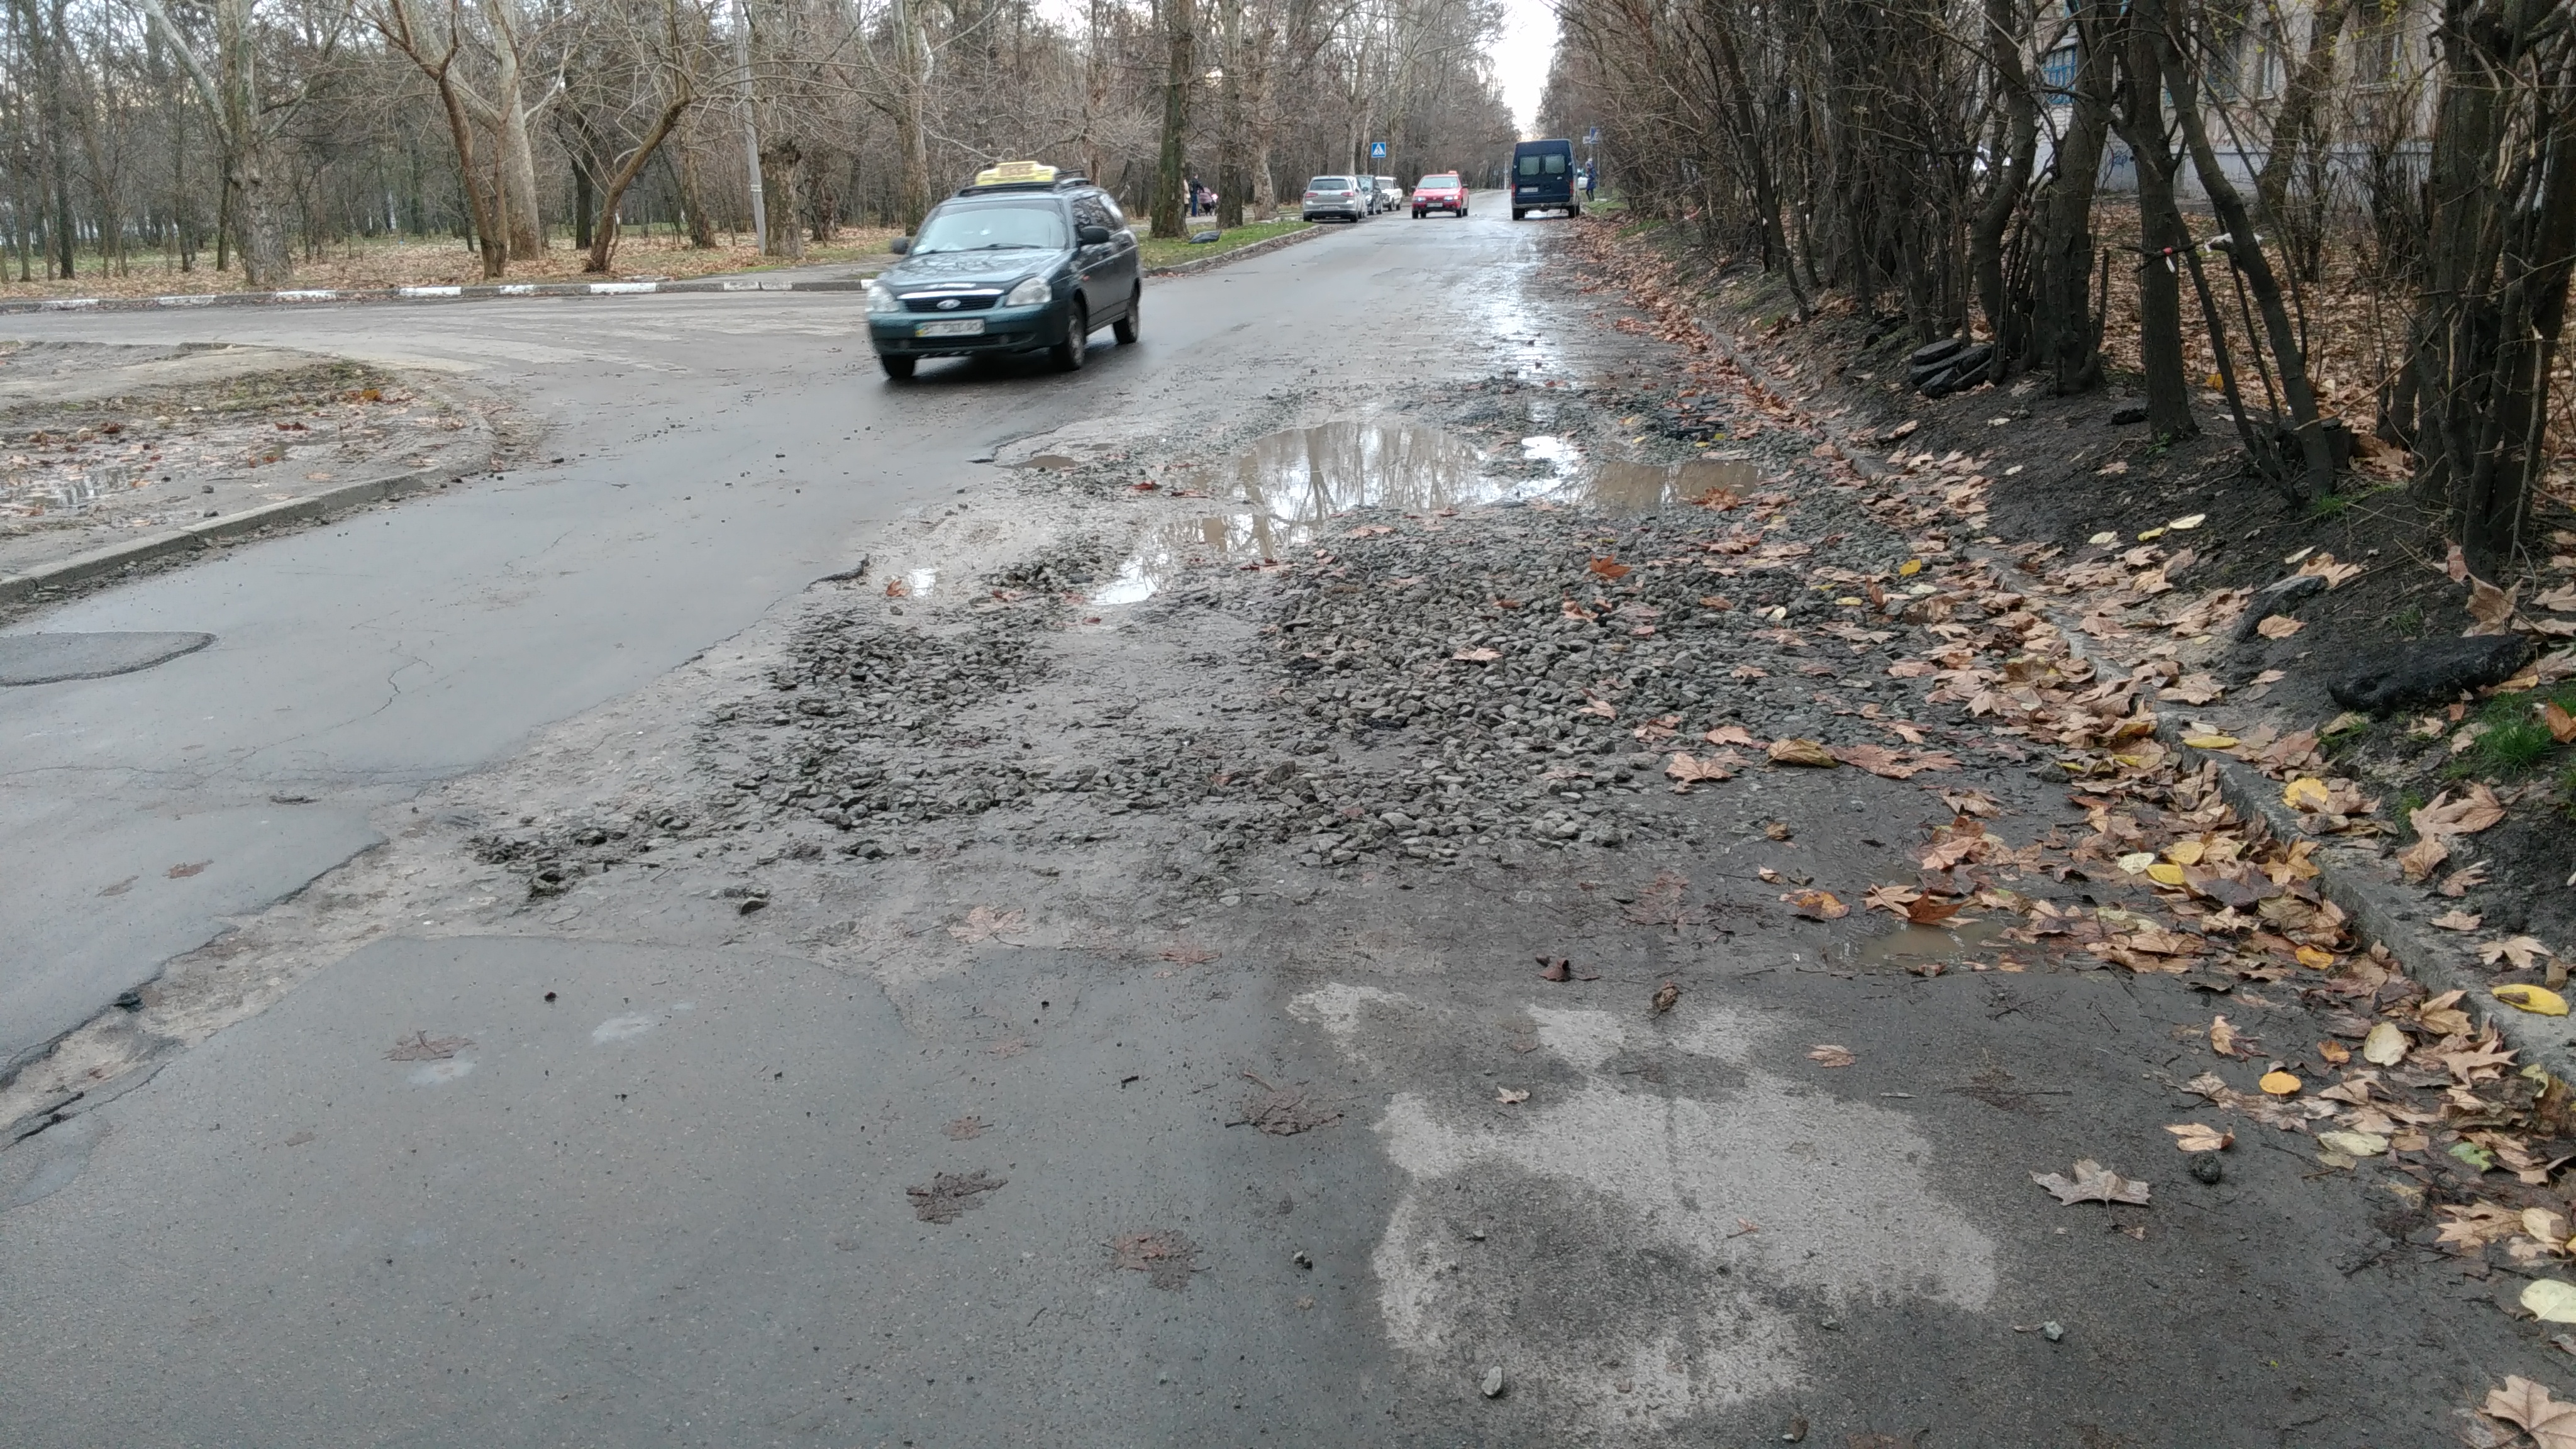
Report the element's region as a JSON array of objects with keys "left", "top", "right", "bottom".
[
  {"left": 1089, "top": 423, "right": 1765, "bottom": 609},
  {"left": 1846, "top": 916, "right": 2016, "bottom": 972}
]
